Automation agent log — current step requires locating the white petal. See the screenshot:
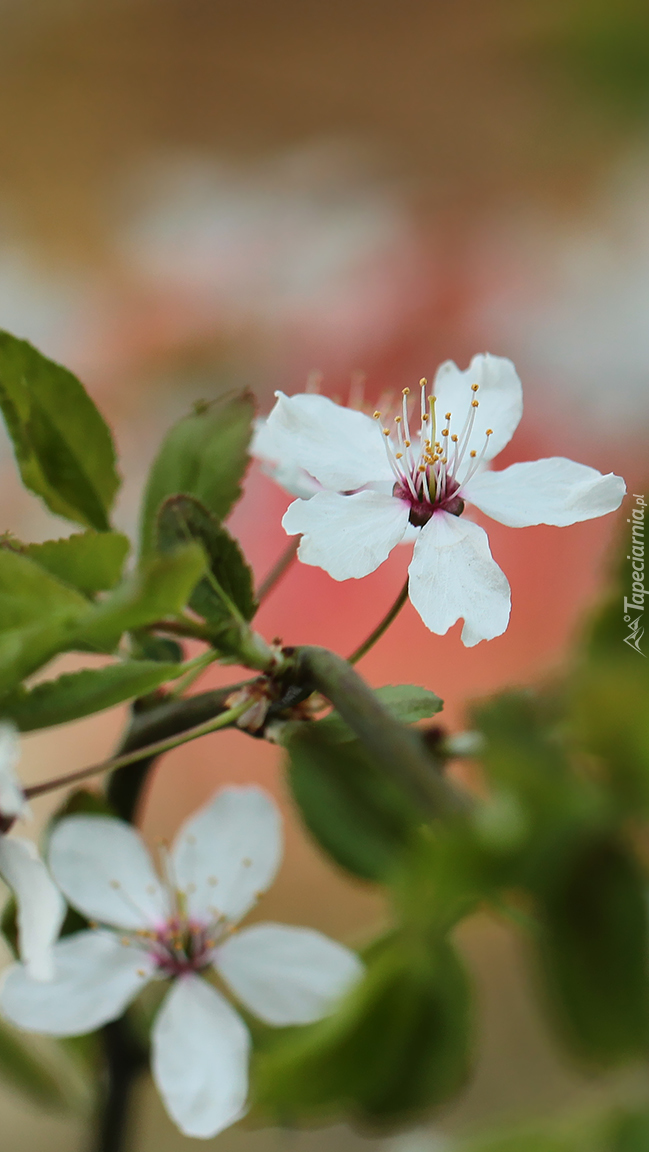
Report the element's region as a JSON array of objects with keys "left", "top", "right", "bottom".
[
  {"left": 282, "top": 490, "right": 409, "bottom": 581},
  {"left": 0, "top": 724, "right": 28, "bottom": 820},
  {"left": 408, "top": 512, "right": 511, "bottom": 647},
  {"left": 0, "top": 837, "right": 65, "bottom": 981},
  {"left": 152, "top": 975, "right": 249, "bottom": 1139},
  {"left": 251, "top": 417, "right": 321, "bottom": 499},
  {"left": 172, "top": 787, "right": 282, "bottom": 925},
  {"left": 0, "top": 930, "right": 155, "bottom": 1035},
  {"left": 265, "top": 392, "right": 393, "bottom": 491},
  {"left": 432, "top": 353, "right": 523, "bottom": 470},
  {"left": 216, "top": 923, "right": 364, "bottom": 1026},
  {"left": 464, "top": 457, "right": 626, "bottom": 528},
  {"left": 49, "top": 816, "right": 170, "bottom": 930}
]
